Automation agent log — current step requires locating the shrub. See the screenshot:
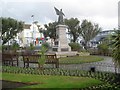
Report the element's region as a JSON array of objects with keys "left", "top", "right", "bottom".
[
  {"left": 69, "top": 42, "right": 81, "bottom": 51},
  {"left": 11, "top": 41, "right": 19, "bottom": 52},
  {"left": 97, "top": 43, "right": 109, "bottom": 55},
  {"left": 2, "top": 41, "right": 19, "bottom": 52},
  {"left": 42, "top": 42, "right": 50, "bottom": 51},
  {"left": 38, "top": 45, "right": 47, "bottom": 69},
  {"left": 2, "top": 45, "right": 9, "bottom": 51},
  {"left": 29, "top": 43, "right": 35, "bottom": 50}
]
